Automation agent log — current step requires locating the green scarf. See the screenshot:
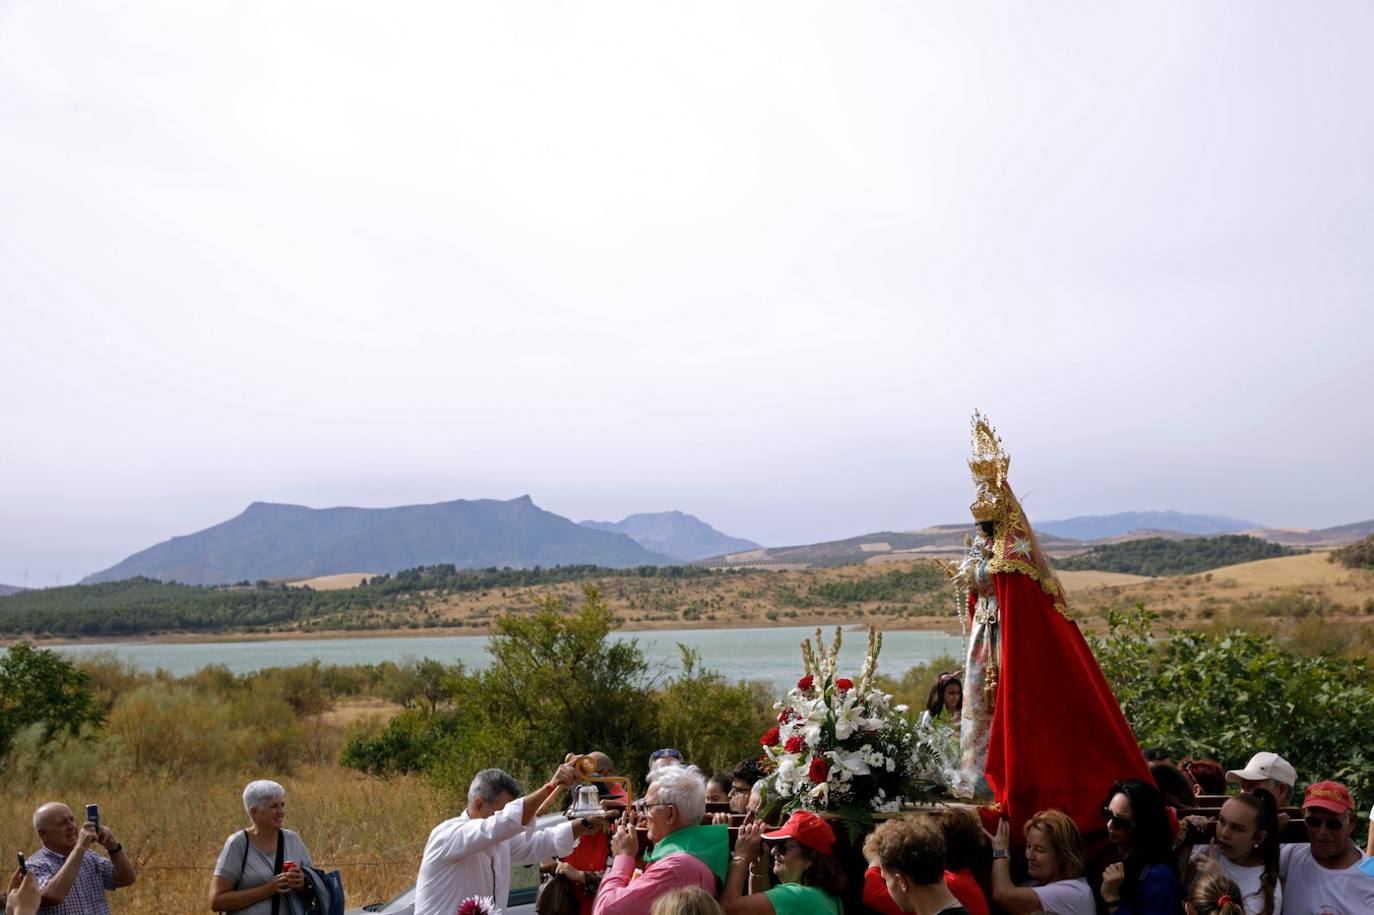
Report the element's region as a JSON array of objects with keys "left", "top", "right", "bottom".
[{"left": 644, "top": 824, "right": 730, "bottom": 883}]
